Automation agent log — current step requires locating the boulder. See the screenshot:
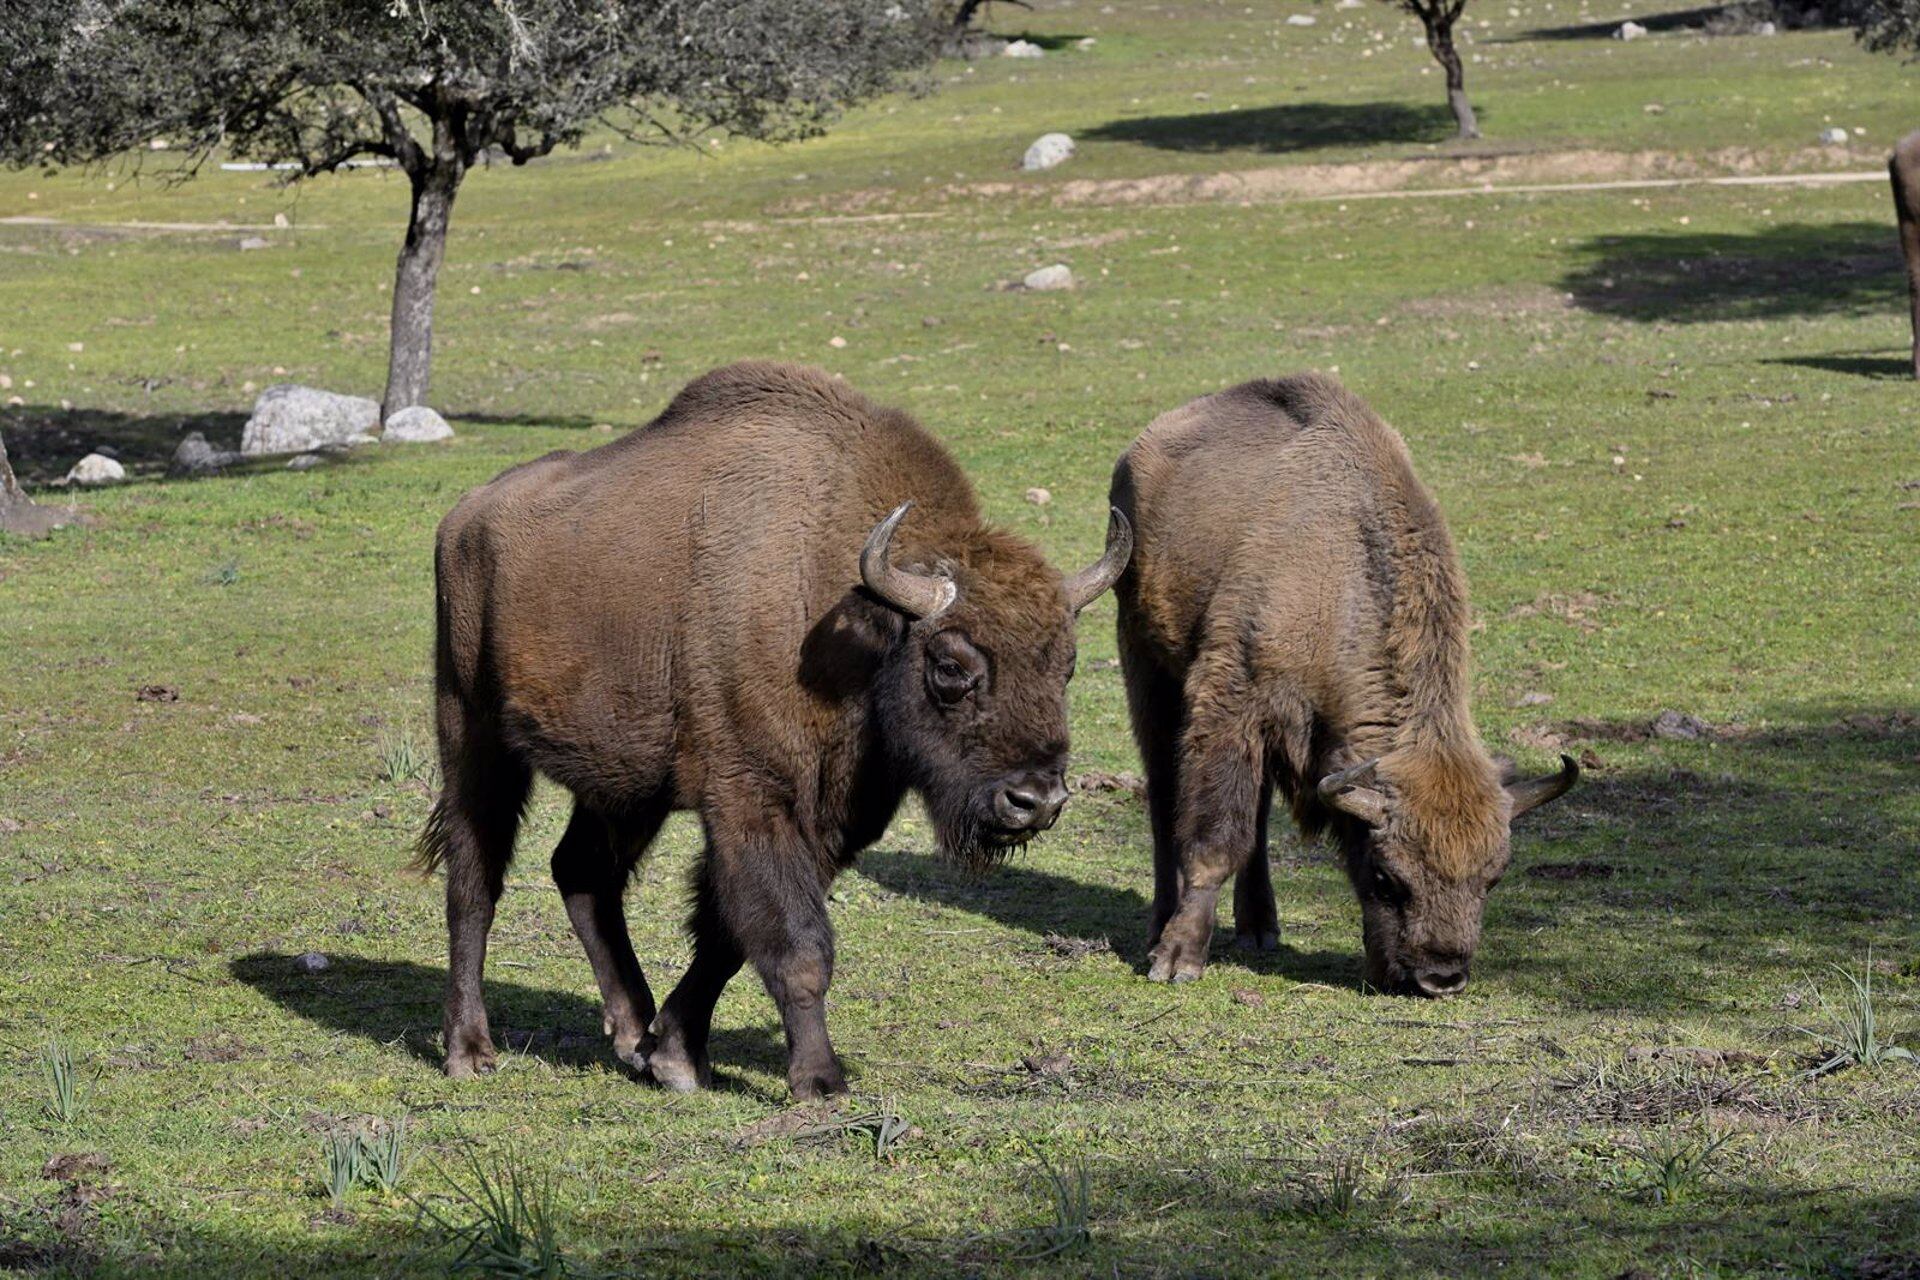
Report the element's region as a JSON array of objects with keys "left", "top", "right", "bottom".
[
  {"left": 1615, "top": 20, "right": 1647, "bottom": 38},
  {"left": 1022, "top": 133, "right": 1076, "bottom": 172},
  {"left": 1022, "top": 264, "right": 1074, "bottom": 292},
  {"left": 170, "top": 431, "right": 244, "bottom": 476},
  {"left": 1002, "top": 38, "right": 1044, "bottom": 57},
  {"left": 67, "top": 453, "right": 126, "bottom": 486},
  {"left": 382, "top": 404, "right": 454, "bottom": 443},
  {"left": 1818, "top": 126, "right": 1850, "bottom": 145},
  {"left": 240, "top": 384, "right": 380, "bottom": 456}
]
